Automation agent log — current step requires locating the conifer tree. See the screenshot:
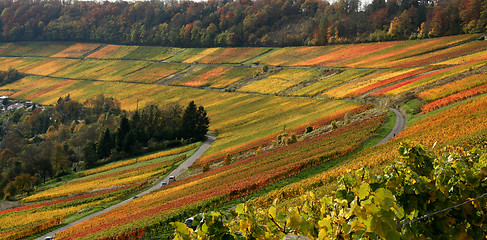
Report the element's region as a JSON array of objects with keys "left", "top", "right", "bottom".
[
  {"left": 97, "top": 128, "right": 112, "bottom": 158},
  {"left": 181, "top": 101, "right": 209, "bottom": 141}
]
